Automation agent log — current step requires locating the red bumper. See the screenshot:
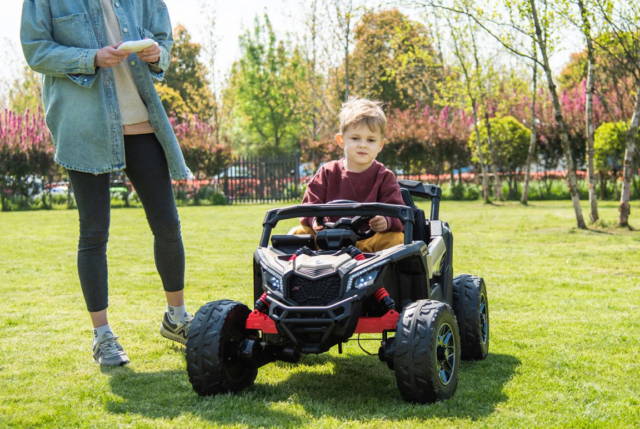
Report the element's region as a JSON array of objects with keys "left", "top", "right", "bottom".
[{"left": 245, "top": 309, "right": 399, "bottom": 334}]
